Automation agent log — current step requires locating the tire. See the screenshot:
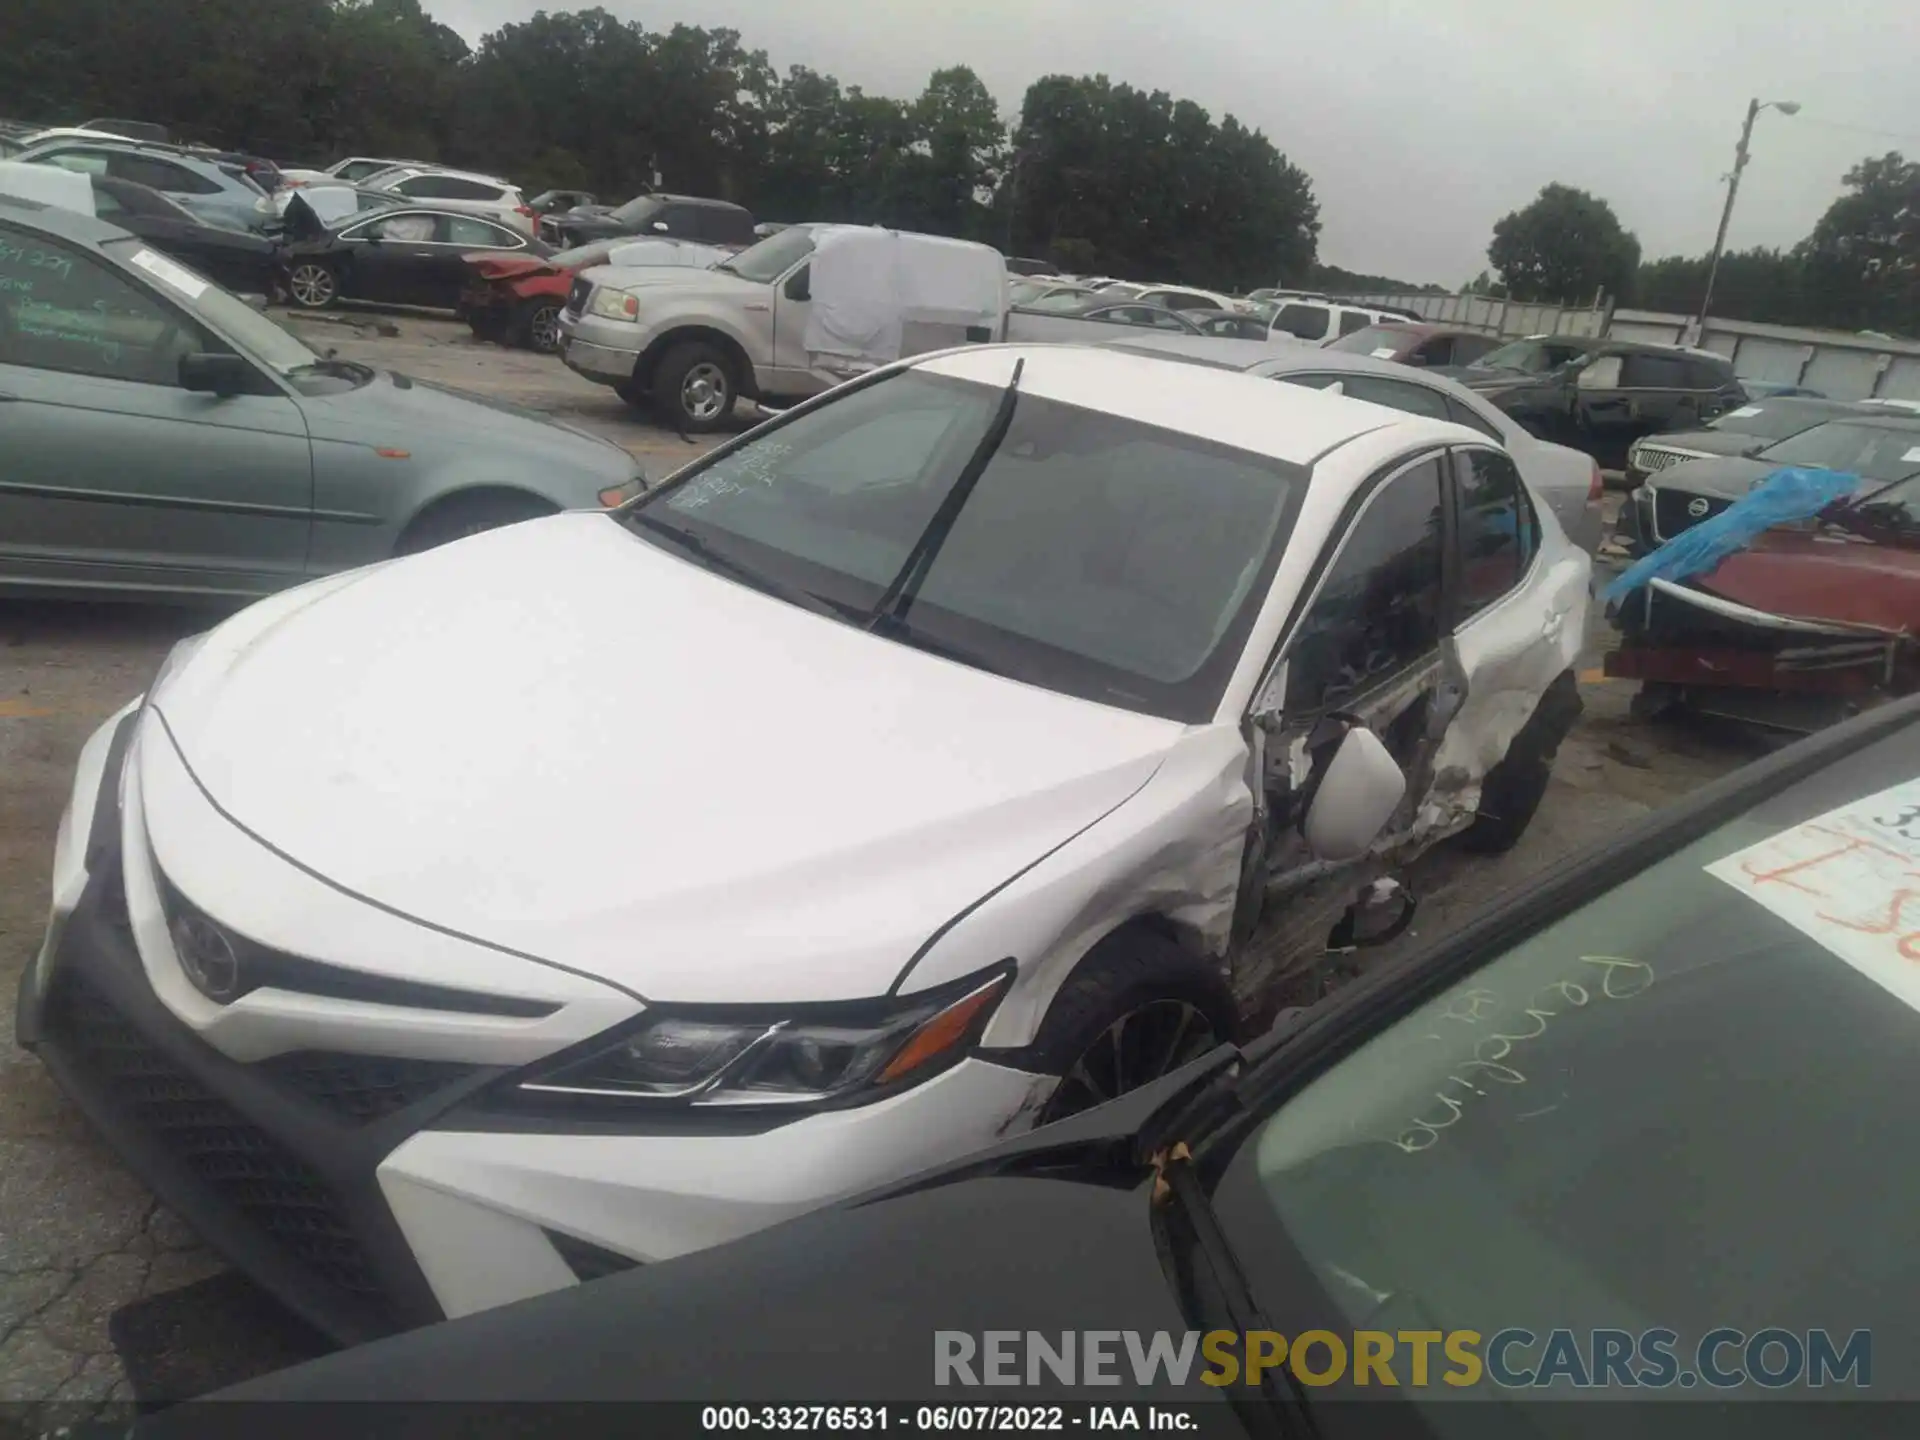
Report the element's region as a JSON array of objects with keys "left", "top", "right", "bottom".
[
  {"left": 1461, "top": 672, "right": 1583, "bottom": 854},
  {"left": 652, "top": 340, "right": 736, "bottom": 433},
  {"left": 513, "top": 297, "right": 565, "bottom": 355},
  {"left": 1023, "top": 929, "right": 1238, "bottom": 1125},
  {"left": 286, "top": 261, "right": 340, "bottom": 310},
  {"left": 396, "top": 492, "right": 556, "bottom": 555}
]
